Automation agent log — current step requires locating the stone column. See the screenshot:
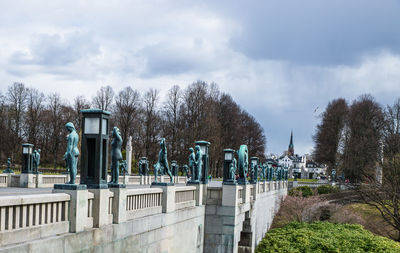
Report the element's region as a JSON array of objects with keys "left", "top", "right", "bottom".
[
  {"left": 109, "top": 188, "right": 126, "bottom": 224},
  {"left": 19, "top": 173, "right": 35, "bottom": 188},
  {"left": 126, "top": 136, "right": 133, "bottom": 175},
  {"left": 53, "top": 189, "right": 88, "bottom": 232},
  {"left": 222, "top": 184, "right": 240, "bottom": 206},
  {"left": 243, "top": 184, "right": 251, "bottom": 204},
  {"left": 151, "top": 184, "right": 175, "bottom": 213},
  {"left": 89, "top": 189, "right": 112, "bottom": 227}
]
